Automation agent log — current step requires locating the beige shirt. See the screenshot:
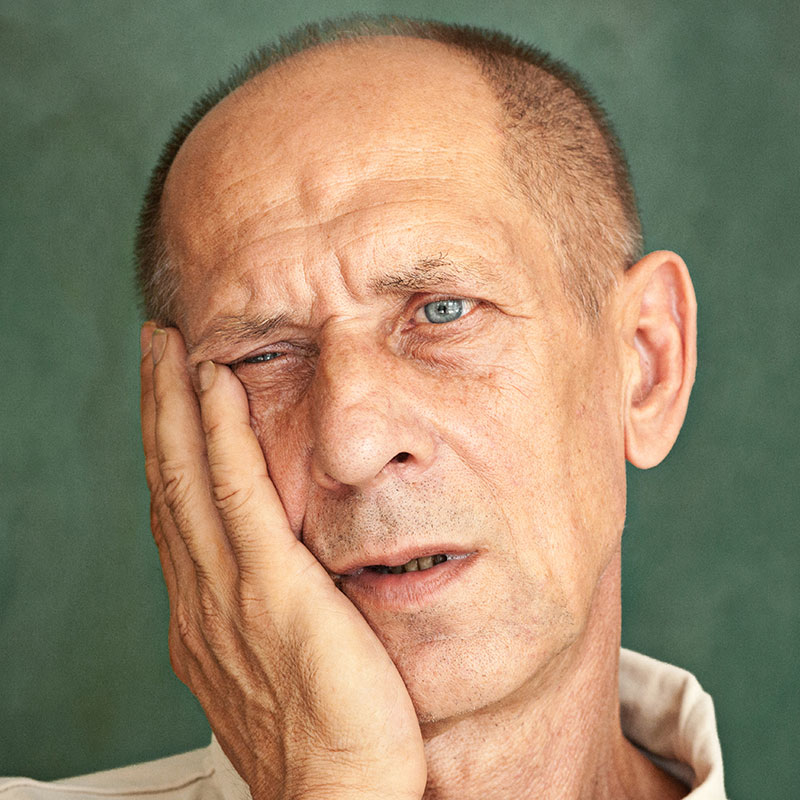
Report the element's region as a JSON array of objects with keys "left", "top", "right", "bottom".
[{"left": 0, "top": 649, "right": 727, "bottom": 799}]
